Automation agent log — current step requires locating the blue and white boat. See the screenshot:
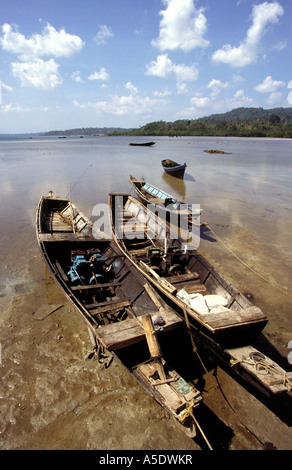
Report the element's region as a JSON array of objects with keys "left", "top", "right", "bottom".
[{"left": 129, "top": 175, "right": 202, "bottom": 226}]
